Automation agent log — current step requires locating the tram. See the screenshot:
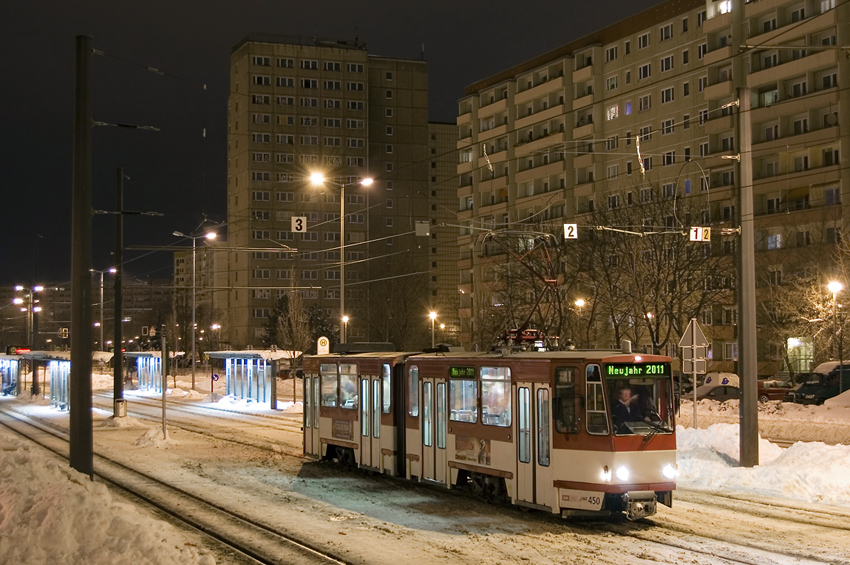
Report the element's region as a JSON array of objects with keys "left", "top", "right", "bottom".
[{"left": 302, "top": 346, "right": 677, "bottom": 520}]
